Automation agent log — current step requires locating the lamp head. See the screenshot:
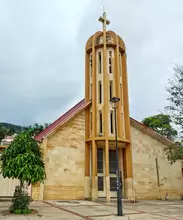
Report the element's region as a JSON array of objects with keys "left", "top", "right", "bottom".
[{"left": 110, "top": 97, "right": 120, "bottom": 109}]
